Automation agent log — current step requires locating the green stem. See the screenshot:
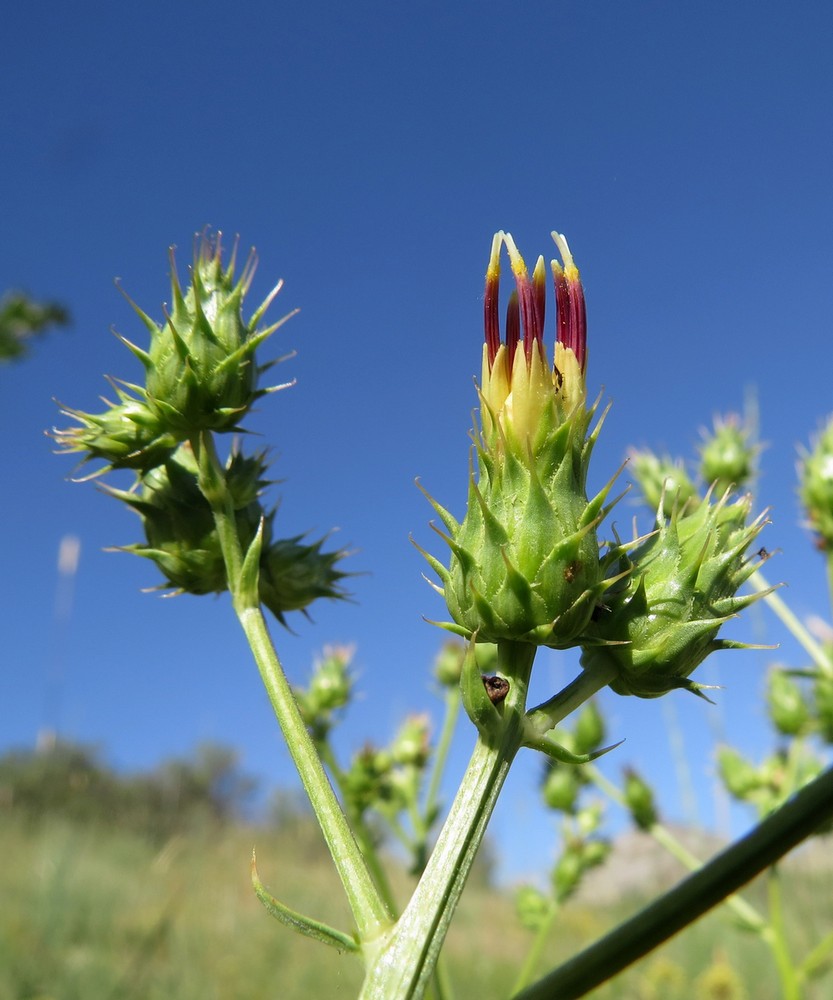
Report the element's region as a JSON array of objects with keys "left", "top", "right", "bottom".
[
  {"left": 767, "top": 867, "right": 802, "bottom": 1000},
  {"left": 799, "top": 926, "right": 833, "bottom": 982},
  {"left": 752, "top": 570, "right": 833, "bottom": 677},
  {"left": 424, "top": 687, "right": 461, "bottom": 835},
  {"left": 196, "top": 432, "right": 391, "bottom": 943},
  {"left": 238, "top": 604, "right": 392, "bottom": 939},
  {"left": 826, "top": 553, "right": 833, "bottom": 624},
  {"left": 317, "top": 741, "right": 400, "bottom": 918},
  {"left": 587, "top": 765, "right": 766, "bottom": 933},
  {"left": 358, "top": 642, "right": 537, "bottom": 999},
  {"left": 513, "top": 764, "right": 833, "bottom": 1000},
  {"left": 526, "top": 660, "right": 619, "bottom": 729},
  {"left": 511, "top": 903, "right": 559, "bottom": 996}
]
